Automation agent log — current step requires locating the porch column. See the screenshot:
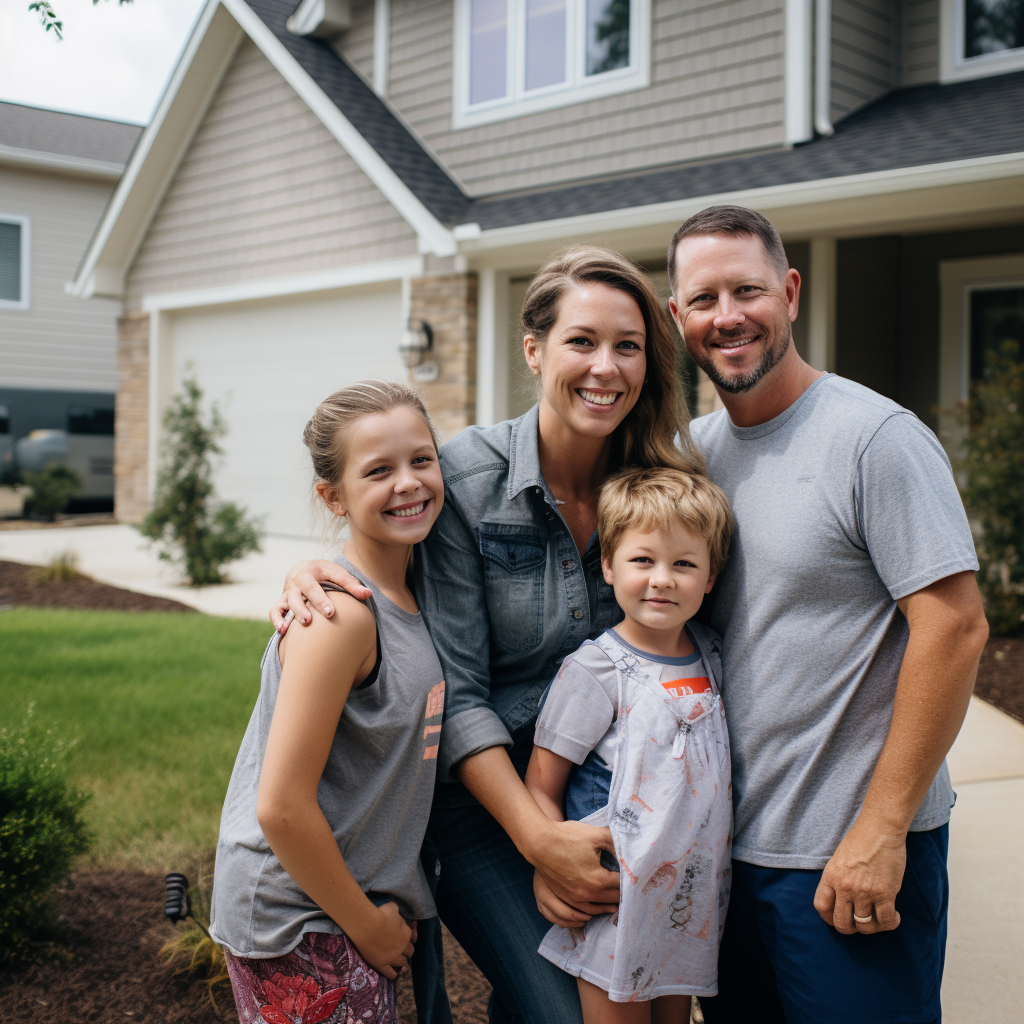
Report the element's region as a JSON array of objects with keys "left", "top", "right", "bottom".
[
  {"left": 115, "top": 311, "right": 150, "bottom": 524},
  {"left": 808, "top": 237, "right": 837, "bottom": 372},
  {"left": 408, "top": 272, "right": 478, "bottom": 441}
]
